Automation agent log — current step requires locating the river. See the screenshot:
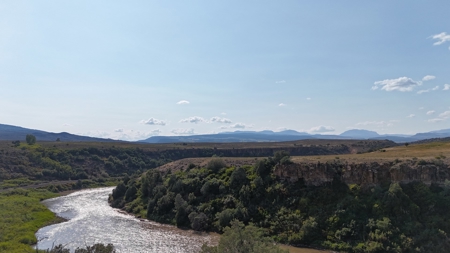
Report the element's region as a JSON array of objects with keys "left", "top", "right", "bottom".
[
  {"left": 35, "top": 187, "right": 218, "bottom": 252},
  {"left": 35, "top": 187, "right": 329, "bottom": 253}
]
